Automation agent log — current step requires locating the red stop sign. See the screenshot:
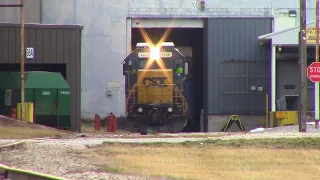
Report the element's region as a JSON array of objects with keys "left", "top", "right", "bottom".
[{"left": 307, "top": 62, "right": 320, "bottom": 82}]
